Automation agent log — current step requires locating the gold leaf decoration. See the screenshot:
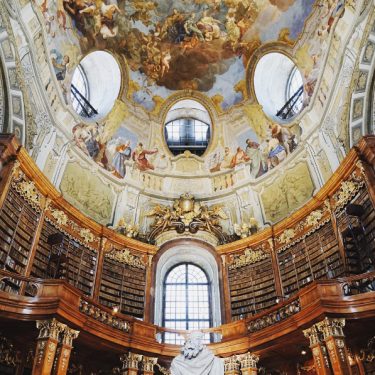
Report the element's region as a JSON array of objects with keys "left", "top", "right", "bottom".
[
  {"left": 105, "top": 249, "right": 145, "bottom": 269},
  {"left": 229, "top": 248, "right": 268, "bottom": 269}
]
